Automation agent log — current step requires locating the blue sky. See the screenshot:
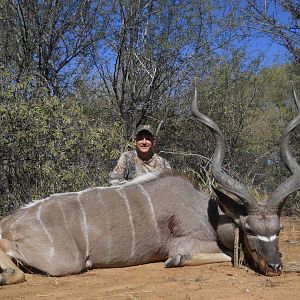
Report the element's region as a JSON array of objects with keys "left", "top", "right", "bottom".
[
  {"left": 240, "top": 0, "right": 295, "bottom": 67},
  {"left": 246, "top": 36, "right": 289, "bottom": 66}
]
